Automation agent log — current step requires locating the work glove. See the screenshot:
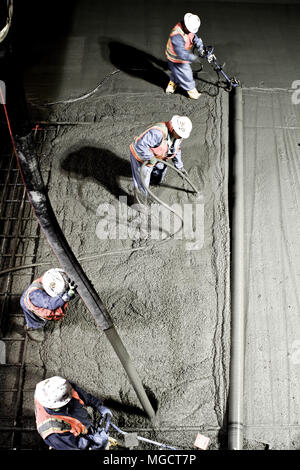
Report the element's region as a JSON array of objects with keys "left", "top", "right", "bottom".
[
  {"left": 180, "top": 168, "right": 188, "bottom": 175},
  {"left": 63, "top": 280, "right": 77, "bottom": 299},
  {"left": 148, "top": 156, "right": 157, "bottom": 166},
  {"left": 198, "top": 47, "right": 205, "bottom": 58},
  {"left": 98, "top": 405, "right": 112, "bottom": 418},
  {"left": 88, "top": 429, "right": 109, "bottom": 450}
]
